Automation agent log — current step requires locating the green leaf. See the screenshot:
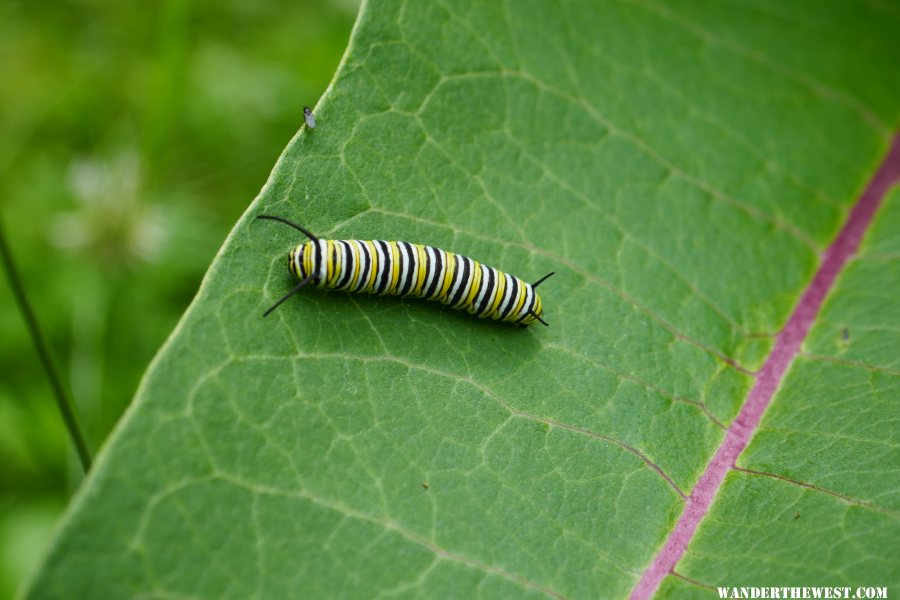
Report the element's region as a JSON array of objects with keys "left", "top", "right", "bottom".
[
  {"left": 663, "top": 188, "right": 900, "bottom": 596},
  {"left": 27, "top": 0, "right": 900, "bottom": 597}
]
